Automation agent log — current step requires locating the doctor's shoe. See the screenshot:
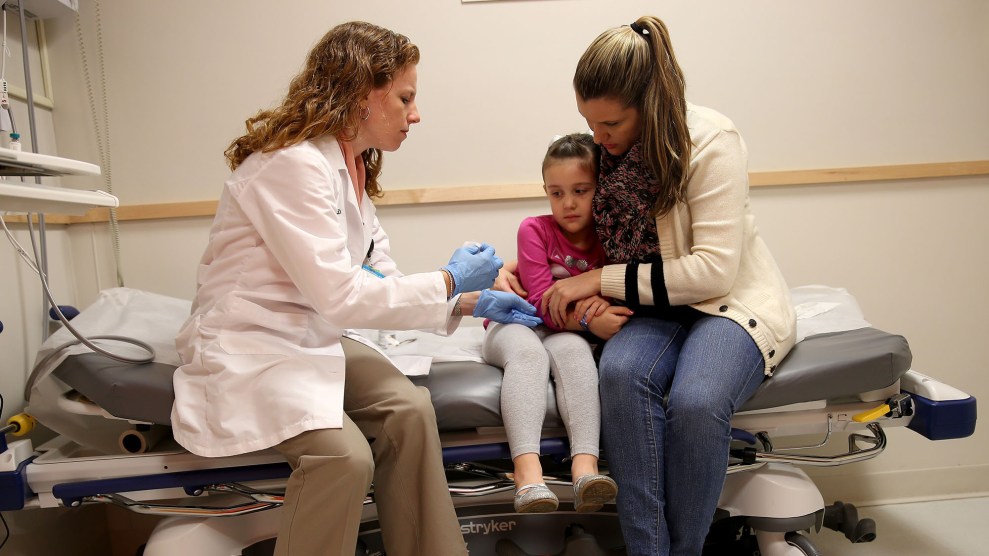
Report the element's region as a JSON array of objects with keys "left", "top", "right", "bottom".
[
  {"left": 573, "top": 474, "right": 618, "bottom": 513},
  {"left": 514, "top": 483, "right": 559, "bottom": 513}
]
